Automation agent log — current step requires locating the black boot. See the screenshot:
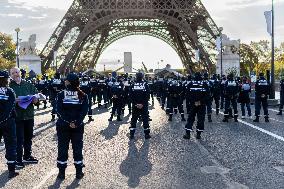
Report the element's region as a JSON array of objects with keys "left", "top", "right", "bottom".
[
  {"left": 253, "top": 116, "right": 259, "bottom": 122},
  {"left": 183, "top": 131, "right": 191, "bottom": 140},
  {"left": 145, "top": 133, "right": 151, "bottom": 139},
  {"left": 51, "top": 114, "right": 55, "bottom": 121},
  {"left": 57, "top": 168, "right": 66, "bottom": 180},
  {"left": 277, "top": 110, "right": 282, "bottom": 115},
  {"left": 8, "top": 164, "right": 19, "bottom": 179},
  {"left": 129, "top": 130, "right": 135, "bottom": 140},
  {"left": 168, "top": 114, "right": 173, "bottom": 121},
  {"left": 196, "top": 131, "right": 202, "bottom": 139},
  {"left": 208, "top": 115, "right": 212, "bottom": 122},
  {"left": 174, "top": 109, "right": 178, "bottom": 114},
  {"left": 234, "top": 115, "right": 238, "bottom": 122},
  {"left": 108, "top": 114, "right": 113, "bottom": 121},
  {"left": 181, "top": 114, "right": 186, "bottom": 121},
  {"left": 75, "top": 166, "right": 84, "bottom": 179},
  {"left": 222, "top": 117, "right": 228, "bottom": 122},
  {"left": 216, "top": 109, "right": 219, "bottom": 115},
  {"left": 117, "top": 115, "right": 122, "bottom": 121},
  {"left": 265, "top": 116, "right": 269, "bottom": 122},
  {"left": 88, "top": 116, "right": 94, "bottom": 122}
]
